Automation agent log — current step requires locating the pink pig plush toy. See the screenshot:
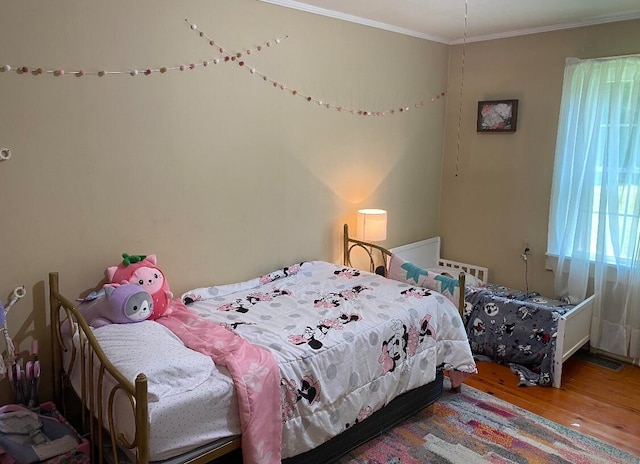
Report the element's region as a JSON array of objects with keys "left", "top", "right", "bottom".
[{"left": 106, "top": 253, "right": 174, "bottom": 320}]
